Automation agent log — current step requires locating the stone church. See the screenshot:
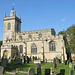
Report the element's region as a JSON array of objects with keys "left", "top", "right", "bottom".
[{"left": 1, "top": 8, "right": 67, "bottom": 62}]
